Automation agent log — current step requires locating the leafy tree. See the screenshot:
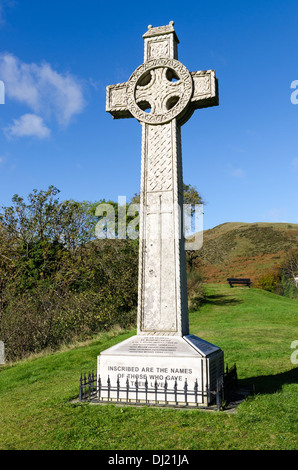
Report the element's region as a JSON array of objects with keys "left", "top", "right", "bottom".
[
  {"left": 0, "top": 186, "right": 95, "bottom": 291},
  {"left": 281, "top": 249, "right": 298, "bottom": 283},
  {"left": 0, "top": 187, "right": 138, "bottom": 360},
  {"left": 280, "top": 249, "right": 298, "bottom": 298},
  {"left": 182, "top": 183, "right": 205, "bottom": 206},
  {"left": 130, "top": 183, "right": 204, "bottom": 206}
]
